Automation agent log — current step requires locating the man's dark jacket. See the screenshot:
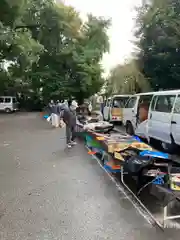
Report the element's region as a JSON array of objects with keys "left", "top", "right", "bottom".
[{"left": 57, "top": 104, "right": 76, "bottom": 127}]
